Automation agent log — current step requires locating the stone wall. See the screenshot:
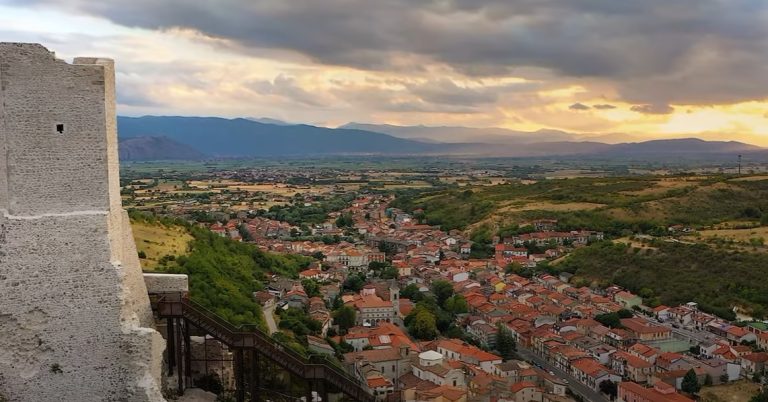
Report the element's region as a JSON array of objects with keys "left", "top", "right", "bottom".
[{"left": 0, "top": 43, "right": 165, "bottom": 402}]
